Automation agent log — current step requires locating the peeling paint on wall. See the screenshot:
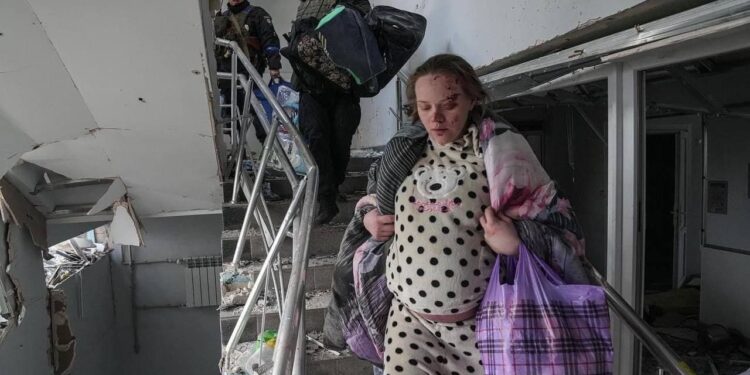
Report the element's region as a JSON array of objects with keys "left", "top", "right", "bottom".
[
  {"left": 0, "top": 223, "right": 20, "bottom": 341},
  {"left": 0, "top": 178, "right": 48, "bottom": 251},
  {"left": 50, "top": 289, "right": 76, "bottom": 375}
]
